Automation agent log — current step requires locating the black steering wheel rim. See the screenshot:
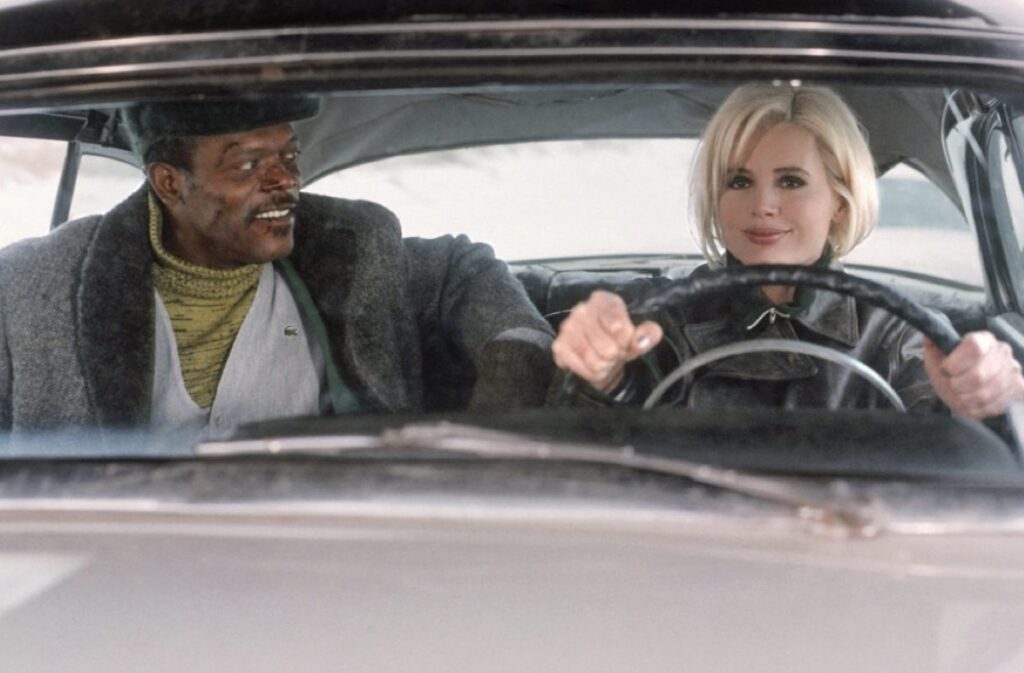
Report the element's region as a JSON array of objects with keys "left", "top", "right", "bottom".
[{"left": 629, "top": 264, "right": 961, "bottom": 354}]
